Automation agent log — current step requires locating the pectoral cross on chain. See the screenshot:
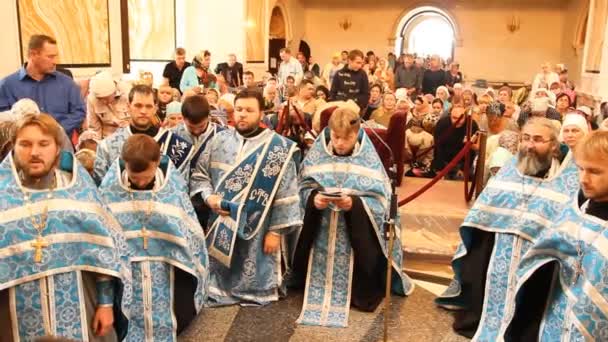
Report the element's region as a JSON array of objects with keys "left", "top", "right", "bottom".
[
  {"left": 141, "top": 227, "right": 150, "bottom": 250},
  {"left": 572, "top": 243, "right": 584, "bottom": 285},
  {"left": 31, "top": 235, "right": 49, "bottom": 263}
]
